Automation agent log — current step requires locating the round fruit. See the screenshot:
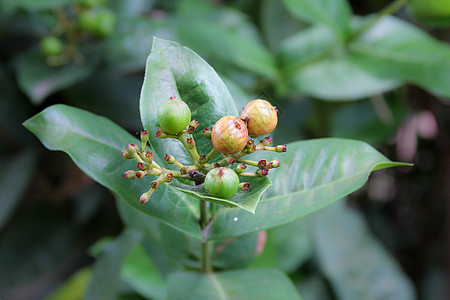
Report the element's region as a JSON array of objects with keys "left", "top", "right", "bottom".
[
  {"left": 79, "top": 7, "right": 116, "bottom": 37},
  {"left": 408, "top": 0, "right": 450, "bottom": 27},
  {"left": 40, "top": 36, "right": 63, "bottom": 56},
  {"left": 157, "top": 96, "right": 191, "bottom": 134},
  {"left": 240, "top": 99, "right": 278, "bottom": 137},
  {"left": 204, "top": 167, "right": 239, "bottom": 199},
  {"left": 211, "top": 116, "right": 248, "bottom": 154}
]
